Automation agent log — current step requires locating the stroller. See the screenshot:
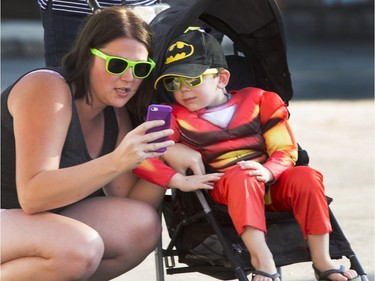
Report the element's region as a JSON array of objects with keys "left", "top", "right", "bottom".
[{"left": 148, "top": 0, "right": 369, "bottom": 280}]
